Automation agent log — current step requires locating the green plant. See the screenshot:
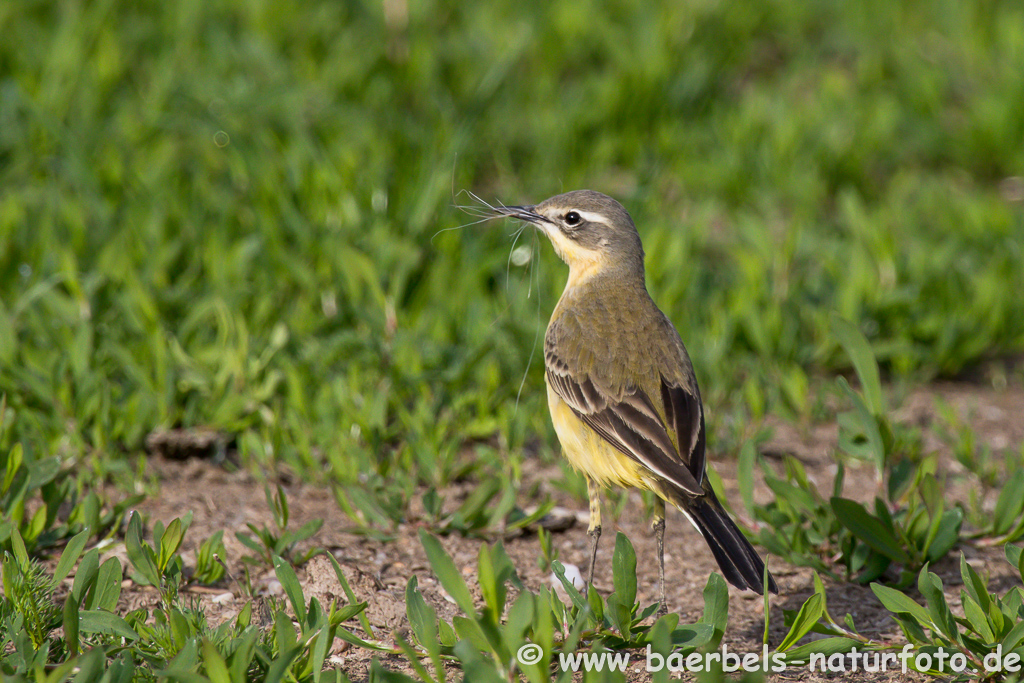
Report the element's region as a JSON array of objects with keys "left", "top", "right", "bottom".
[
  {"left": 336, "top": 472, "right": 555, "bottom": 541},
  {"left": 193, "top": 529, "right": 228, "bottom": 585},
  {"left": 537, "top": 527, "right": 559, "bottom": 572},
  {"left": 872, "top": 547, "right": 1024, "bottom": 680},
  {"left": 770, "top": 571, "right": 876, "bottom": 666},
  {"left": 0, "top": 397, "right": 144, "bottom": 556},
  {"left": 236, "top": 484, "right": 323, "bottom": 568},
  {"left": 366, "top": 530, "right": 926, "bottom": 681},
  {"left": 748, "top": 318, "right": 963, "bottom": 584},
  {"left": 1, "top": 515, "right": 374, "bottom": 681},
  {"left": 386, "top": 530, "right": 713, "bottom": 682},
  {"left": 937, "top": 401, "right": 1024, "bottom": 542},
  {"left": 937, "top": 399, "right": 1002, "bottom": 491},
  {"left": 1, "top": 528, "right": 88, "bottom": 672},
  {"left": 125, "top": 511, "right": 190, "bottom": 606},
  {"left": 421, "top": 479, "right": 555, "bottom": 538}
]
